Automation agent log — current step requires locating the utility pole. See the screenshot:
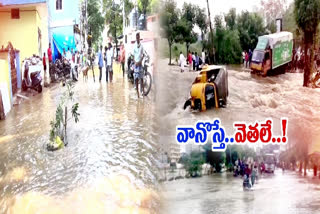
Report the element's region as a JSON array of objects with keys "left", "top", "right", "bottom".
[
  {"left": 206, "top": 0, "right": 215, "bottom": 63},
  {"left": 229, "top": 146, "right": 232, "bottom": 171}
]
